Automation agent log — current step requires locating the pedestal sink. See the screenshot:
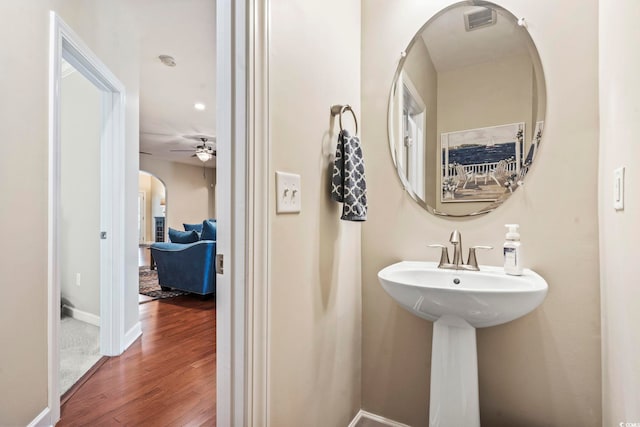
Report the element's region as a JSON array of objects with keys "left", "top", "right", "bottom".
[{"left": 378, "top": 261, "right": 548, "bottom": 427}]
